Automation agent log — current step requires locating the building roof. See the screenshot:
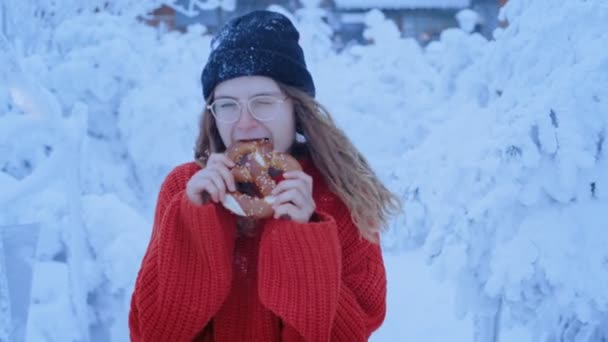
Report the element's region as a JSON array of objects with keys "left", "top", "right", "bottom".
[{"left": 334, "top": 0, "right": 471, "bottom": 10}]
